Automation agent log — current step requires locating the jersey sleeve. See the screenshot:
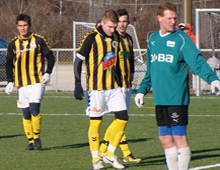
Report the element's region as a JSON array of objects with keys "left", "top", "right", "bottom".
[
  {"left": 137, "top": 42, "right": 152, "bottom": 94},
  {"left": 181, "top": 34, "right": 219, "bottom": 84},
  {"left": 128, "top": 34, "right": 135, "bottom": 73},
  {"left": 38, "top": 36, "right": 52, "bottom": 56},
  {"left": 5, "top": 41, "right": 15, "bottom": 82},
  {"left": 76, "top": 34, "right": 93, "bottom": 59}
]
